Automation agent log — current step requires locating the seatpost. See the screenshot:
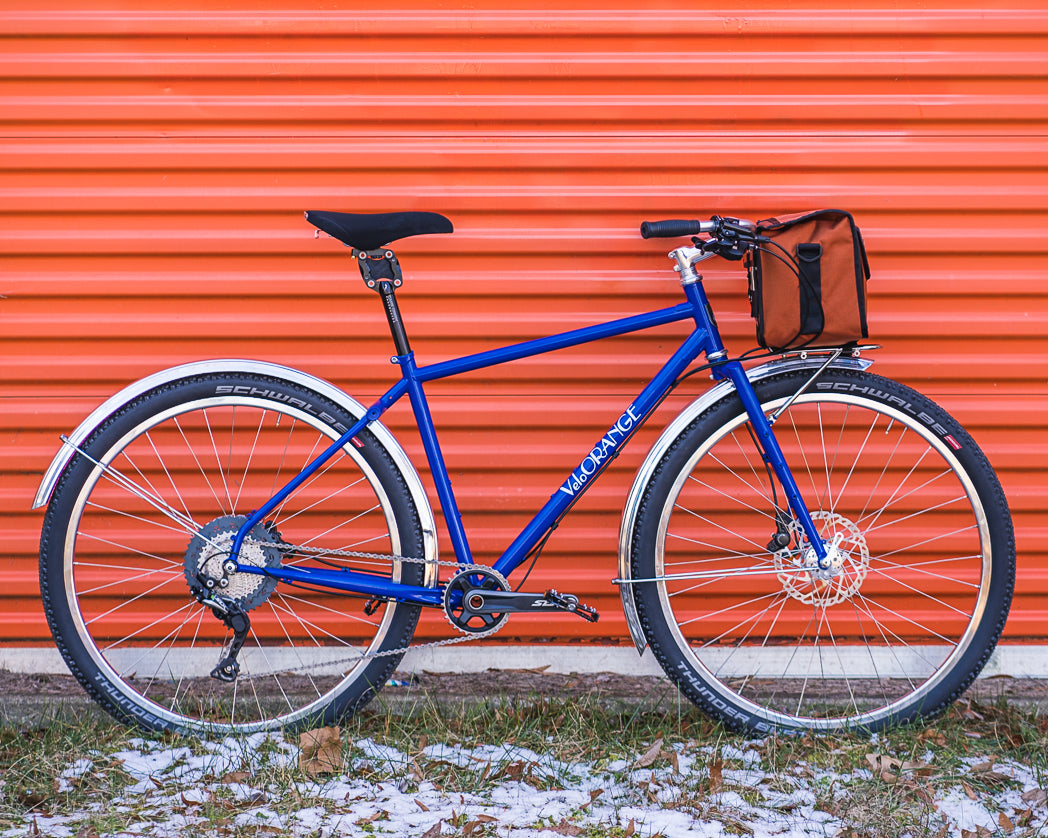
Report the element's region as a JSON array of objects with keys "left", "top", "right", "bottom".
[{"left": 355, "top": 248, "right": 411, "bottom": 356}]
